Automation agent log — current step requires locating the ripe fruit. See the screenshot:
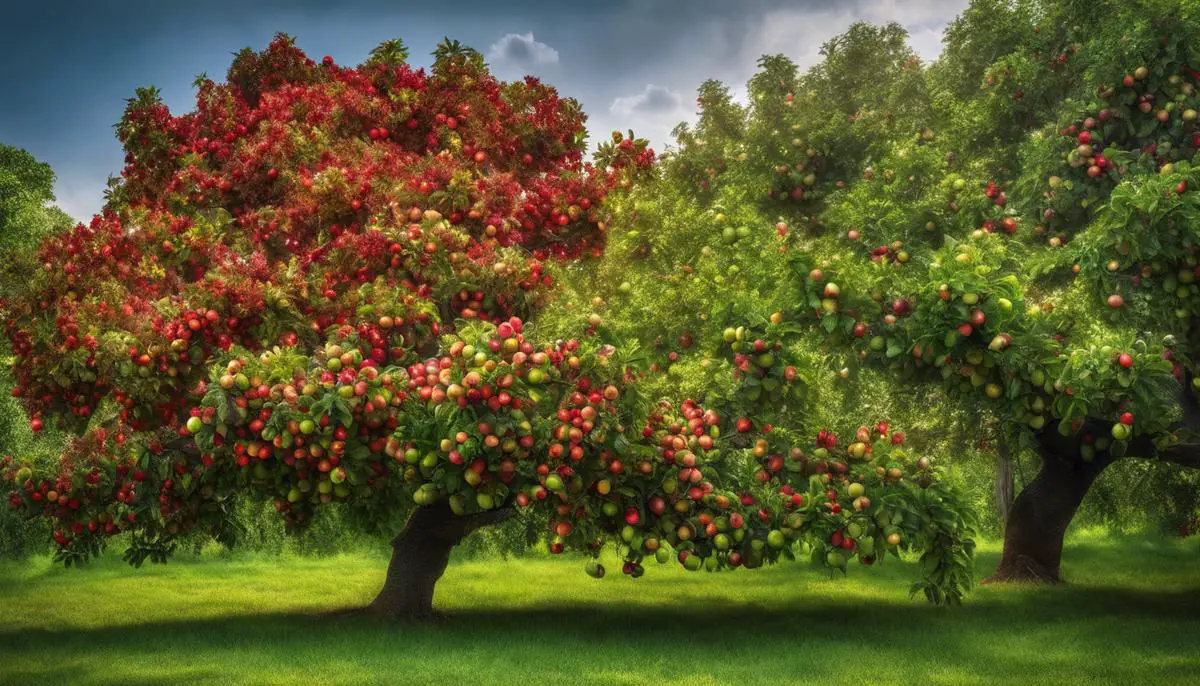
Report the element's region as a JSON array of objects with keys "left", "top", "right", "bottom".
[
  {"left": 766, "top": 530, "right": 785, "bottom": 548},
  {"left": 0, "top": 34, "right": 985, "bottom": 600},
  {"left": 1106, "top": 294, "right": 1124, "bottom": 309},
  {"left": 1117, "top": 353, "right": 1133, "bottom": 368}
]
